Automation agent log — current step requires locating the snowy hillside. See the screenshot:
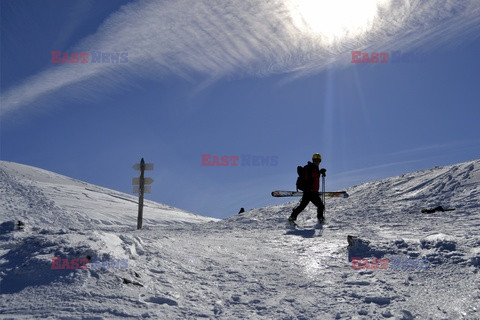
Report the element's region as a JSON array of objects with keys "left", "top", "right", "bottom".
[
  {"left": 0, "top": 161, "right": 217, "bottom": 230},
  {"left": 0, "top": 160, "right": 479, "bottom": 319}
]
